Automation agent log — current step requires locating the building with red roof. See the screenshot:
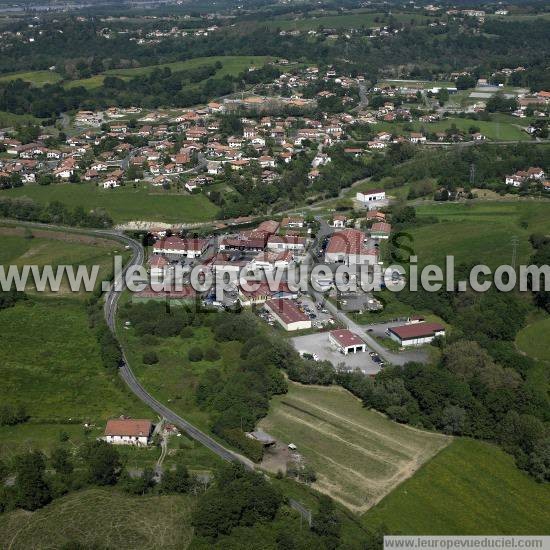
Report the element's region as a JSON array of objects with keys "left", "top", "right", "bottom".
[
  {"left": 388, "top": 322, "right": 445, "bottom": 347},
  {"left": 152, "top": 236, "right": 208, "bottom": 258},
  {"left": 324, "top": 229, "right": 379, "bottom": 266},
  {"left": 329, "top": 329, "right": 366, "bottom": 355},
  {"left": 104, "top": 419, "right": 153, "bottom": 446},
  {"left": 264, "top": 299, "right": 312, "bottom": 331}
]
